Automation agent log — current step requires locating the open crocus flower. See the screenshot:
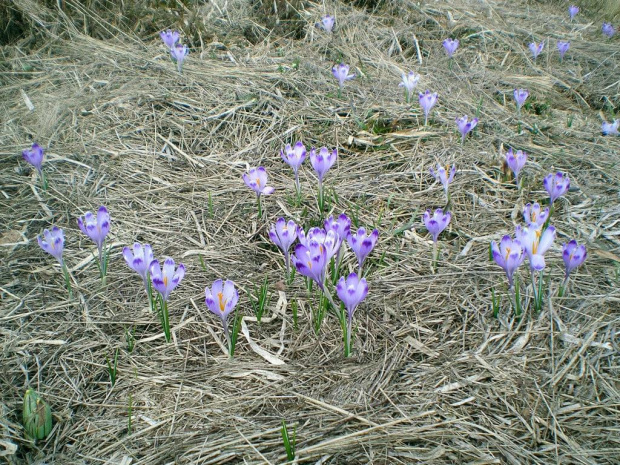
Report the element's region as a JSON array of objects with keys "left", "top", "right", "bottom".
[
  {"left": 505, "top": 148, "right": 527, "bottom": 183},
  {"left": 123, "top": 243, "right": 154, "bottom": 289},
  {"left": 529, "top": 41, "right": 544, "bottom": 59},
  {"left": 291, "top": 240, "right": 328, "bottom": 287},
  {"left": 399, "top": 71, "right": 420, "bottom": 103},
  {"left": 332, "top": 63, "right": 355, "bottom": 90},
  {"left": 170, "top": 43, "right": 189, "bottom": 73},
  {"left": 543, "top": 172, "right": 570, "bottom": 204},
  {"left": 602, "top": 120, "right": 619, "bottom": 136},
  {"left": 491, "top": 235, "right": 525, "bottom": 288},
  {"left": 243, "top": 166, "right": 275, "bottom": 197},
  {"left": 442, "top": 38, "right": 459, "bottom": 58},
  {"left": 516, "top": 225, "right": 556, "bottom": 271},
  {"left": 423, "top": 208, "right": 451, "bottom": 243},
  {"left": 269, "top": 218, "right": 298, "bottom": 276},
  {"left": 37, "top": 227, "right": 65, "bottom": 265},
  {"left": 281, "top": 141, "right": 306, "bottom": 192},
  {"left": 456, "top": 116, "right": 478, "bottom": 143},
  {"left": 205, "top": 279, "right": 239, "bottom": 352},
  {"left": 562, "top": 240, "right": 587, "bottom": 279},
  {"left": 347, "top": 227, "right": 379, "bottom": 273},
  {"left": 318, "top": 14, "right": 335, "bottom": 32},
  {"left": 557, "top": 41, "right": 570, "bottom": 60},
  {"left": 569, "top": 5, "right": 579, "bottom": 20},
  {"left": 149, "top": 257, "right": 185, "bottom": 302},
  {"left": 336, "top": 272, "right": 369, "bottom": 356},
  {"left": 298, "top": 227, "right": 342, "bottom": 262},
  {"left": 513, "top": 88, "right": 529, "bottom": 112},
  {"left": 602, "top": 23, "right": 616, "bottom": 38},
  {"left": 418, "top": 90, "right": 438, "bottom": 125},
  {"left": 22, "top": 143, "right": 44, "bottom": 174},
  {"left": 523, "top": 202, "right": 549, "bottom": 229},
  {"left": 429, "top": 163, "right": 456, "bottom": 199},
  {"left": 77, "top": 206, "right": 110, "bottom": 258},
  {"left": 160, "top": 30, "right": 179, "bottom": 49}
]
